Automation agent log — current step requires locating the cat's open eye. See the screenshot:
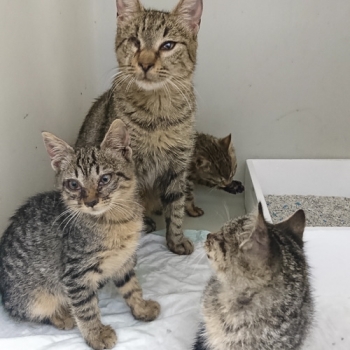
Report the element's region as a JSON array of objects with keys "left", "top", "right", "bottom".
[
  {"left": 160, "top": 41, "right": 176, "bottom": 51},
  {"left": 67, "top": 179, "right": 81, "bottom": 191},
  {"left": 99, "top": 174, "right": 112, "bottom": 186}
]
